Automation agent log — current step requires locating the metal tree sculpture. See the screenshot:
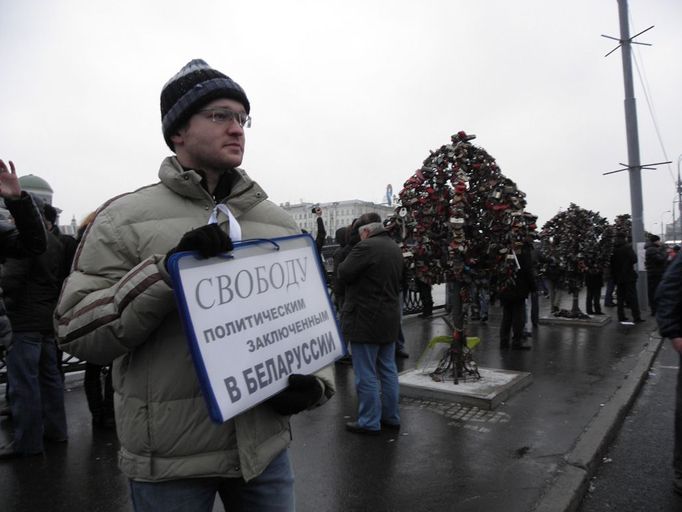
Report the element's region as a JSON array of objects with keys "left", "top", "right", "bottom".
[
  {"left": 612, "top": 213, "right": 632, "bottom": 241},
  {"left": 539, "top": 203, "right": 612, "bottom": 318},
  {"left": 389, "top": 131, "right": 535, "bottom": 383}
]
